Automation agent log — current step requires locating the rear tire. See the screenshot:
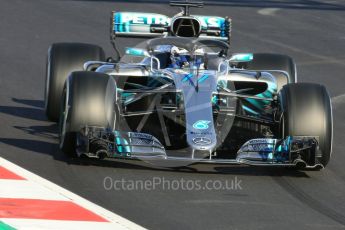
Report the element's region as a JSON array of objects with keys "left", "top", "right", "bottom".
[
  {"left": 59, "top": 71, "right": 117, "bottom": 155},
  {"left": 245, "top": 53, "right": 297, "bottom": 91},
  {"left": 45, "top": 43, "right": 105, "bottom": 122},
  {"left": 279, "top": 83, "right": 333, "bottom": 167}
]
